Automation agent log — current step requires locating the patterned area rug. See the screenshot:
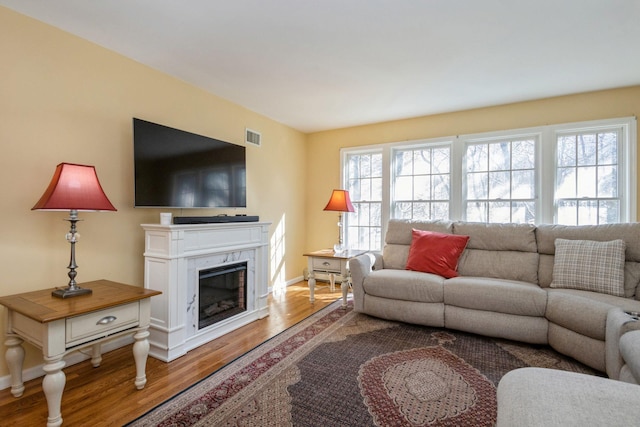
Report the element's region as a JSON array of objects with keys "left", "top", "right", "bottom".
[{"left": 128, "top": 300, "right": 599, "bottom": 426}]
